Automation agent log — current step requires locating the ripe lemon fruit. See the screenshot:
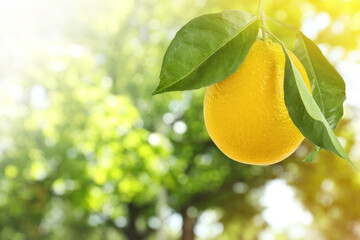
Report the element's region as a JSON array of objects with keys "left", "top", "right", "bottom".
[{"left": 203, "top": 40, "right": 312, "bottom": 165}]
